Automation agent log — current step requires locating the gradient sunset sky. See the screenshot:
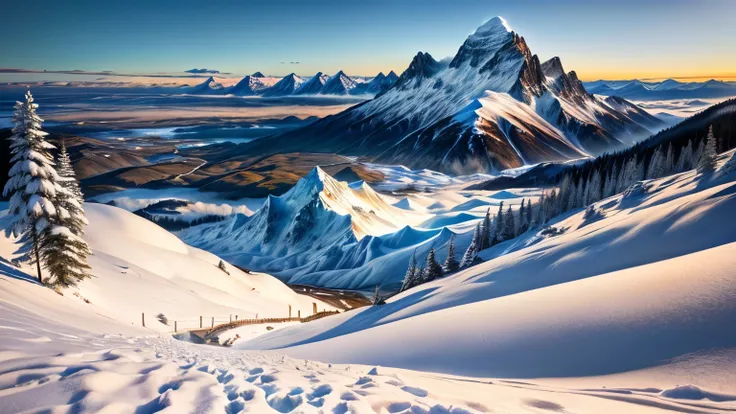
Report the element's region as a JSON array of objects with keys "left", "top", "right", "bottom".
[{"left": 3, "top": 0, "right": 734, "bottom": 81}]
